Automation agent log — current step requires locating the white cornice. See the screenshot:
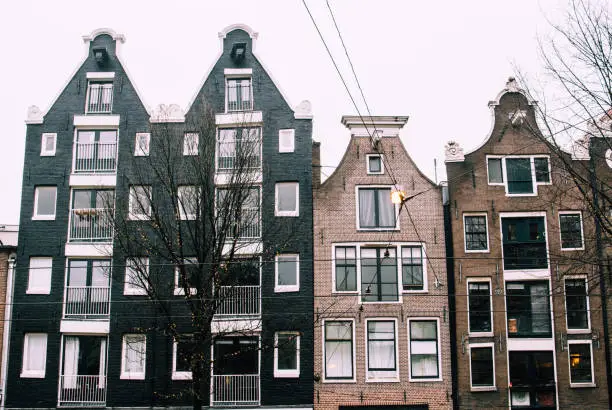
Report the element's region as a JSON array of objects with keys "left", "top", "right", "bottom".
[{"left": 82, "top": 28, "right": 126, "bottom": 44}]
